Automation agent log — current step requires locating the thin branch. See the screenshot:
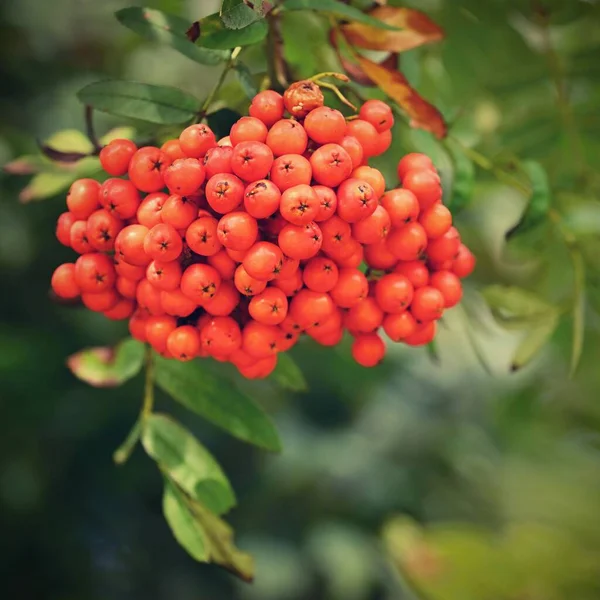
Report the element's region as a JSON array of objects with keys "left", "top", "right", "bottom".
[
  {"left": 142, "top": 345, "right": 155, "bottom": 420},
  {"left": 85, "top": 105, "right": 101, "bottom": 153}
]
